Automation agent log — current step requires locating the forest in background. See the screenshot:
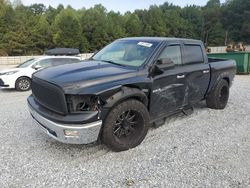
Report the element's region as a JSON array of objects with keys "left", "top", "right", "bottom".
[{"left": 0, "top": 0, "right": 249, "bottom": 55}]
